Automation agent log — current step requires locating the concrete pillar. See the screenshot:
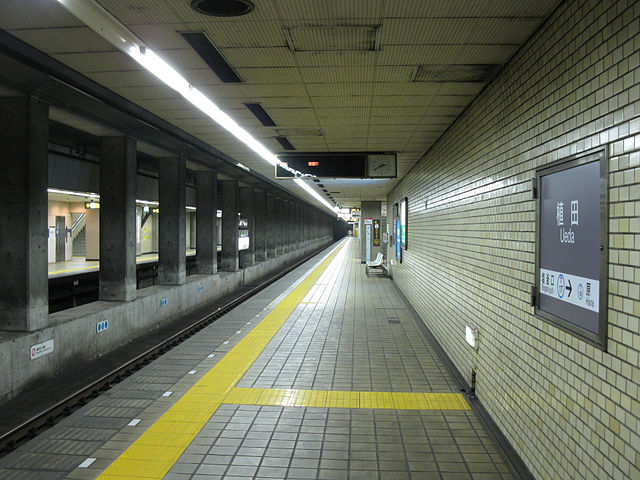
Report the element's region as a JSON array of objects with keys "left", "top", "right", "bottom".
[
  {"left": 312, "top": 212, "right": 317, "bottom": 244},
  {"left": 282, "top": 199, "right": 290, "bottom": 253},
  {"left": 221, "top": 180, "right": 239, "bottom": 271},
  {"left": 274, "top": 196, "right": 283, "bottom": 256},
  {"left": 158, "top": 157, "right": 186, "bottom": 285},
  {"left": 196, "top": 170, "right": 218, "bottom": 274},
  {"left": 360, "top": 201, "right": 382, "bottom": 263},
  {"left": 304, "top": 208, "right": 310, "bottom": 246},
  {"left": 100, "top": 136, "right": 137, "bottom": 301},
  {"left": 266, "top": 193, "right": 276, "bottom": 258},
  {"left": 239, "top": 186, "right": 255, "bottom": 267},
  {"left": 254, "top": 189, "right": 266, "bottom": 261},
  {"left": 0, "top": 97, "right": 48, "bottom": 331},
  {"left": 295, "top": 204, "right": 302, "bottom": 249}
]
